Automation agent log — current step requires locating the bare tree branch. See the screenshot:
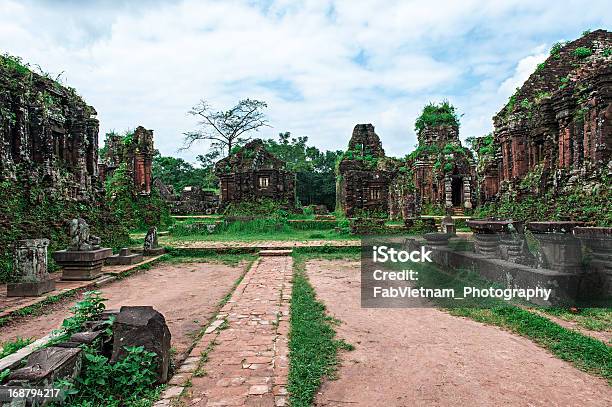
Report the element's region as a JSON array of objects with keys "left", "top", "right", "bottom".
[{"left": 183, "top": 98, "right": 270, "bottom": 156}]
